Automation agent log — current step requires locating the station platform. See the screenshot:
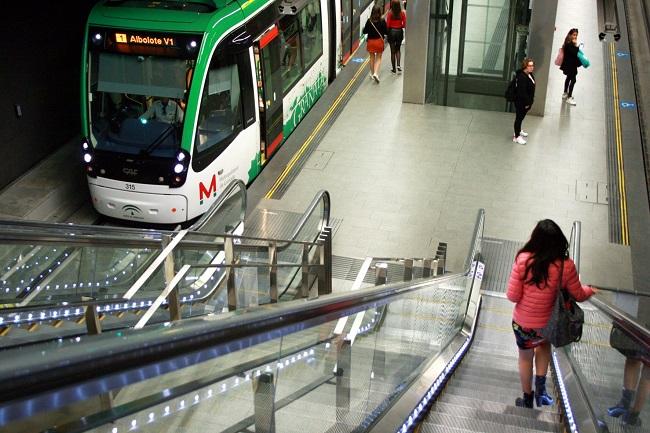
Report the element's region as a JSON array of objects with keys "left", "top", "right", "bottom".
[{"left": 246, "top": 0, "right": 647, "bottom": 291}]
